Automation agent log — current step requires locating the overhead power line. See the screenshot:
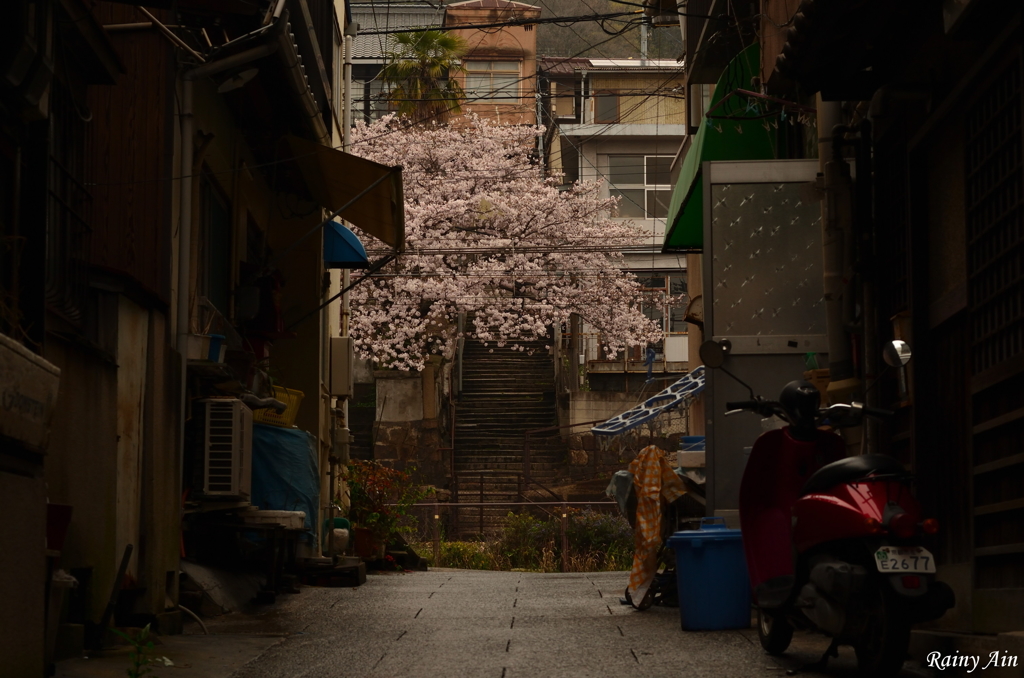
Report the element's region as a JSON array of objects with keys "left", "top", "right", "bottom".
[
  {"left": 607, "top": 0, "right": 723, "bottom": 19},
  {"left": 358, "top": 11, "right": 640, "bottom": 35}
]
